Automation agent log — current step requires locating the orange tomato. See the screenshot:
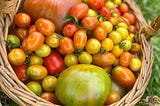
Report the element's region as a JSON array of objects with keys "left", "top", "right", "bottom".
[
  {"left": 35, "top": 18, "right": 55, "bottom": 36},
  {"left": 119, "top": 51, "right": 132, "bottom": 67},
  {"left": 22, "top": 31, "right": 45, "bottom": 51},
  {"left": 128, "top": 25, "right": 136, "bottom": 34},
  {"left": 41, "top": 92, "right": 60, "bottom": 104},
  {"left": 123, "top": 12, "right": 136, "bottom": 25},
  {"left": 93, "top": 26, "right": 107, "bottom": 41},
  {"left": 62, "top": 23, "right": 78, "bottom": 37},
  {"left": 130, "top": 43, "right": 141, "bottom": 53},
  {"left": 118, "top": 3, "right": 129, "bottom": 13},
  {"left": 28, "top": 25, "right": 36, "bottom": 34}
]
